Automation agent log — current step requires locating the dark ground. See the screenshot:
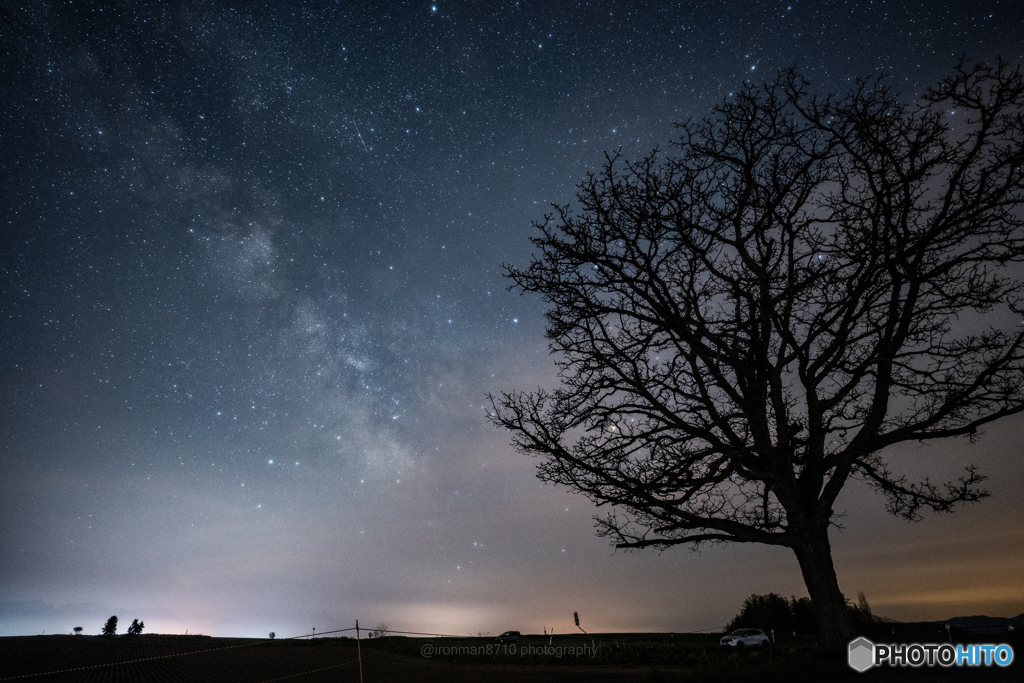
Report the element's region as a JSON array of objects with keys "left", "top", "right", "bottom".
[{"left": 0, "top": 634, "right": 1019, "bottom": 682}]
